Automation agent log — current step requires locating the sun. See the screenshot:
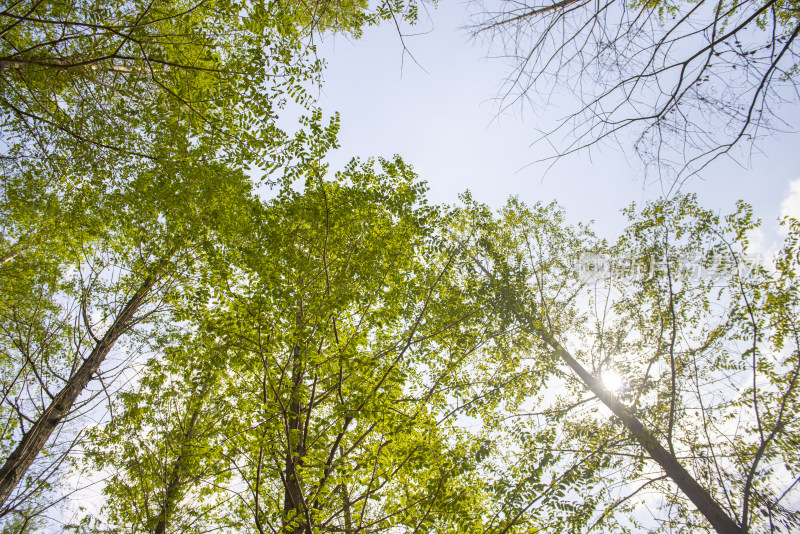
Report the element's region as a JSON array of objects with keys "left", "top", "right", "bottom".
[{"left": 601, "top": 370, "right": 625, "bottom": 393}]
